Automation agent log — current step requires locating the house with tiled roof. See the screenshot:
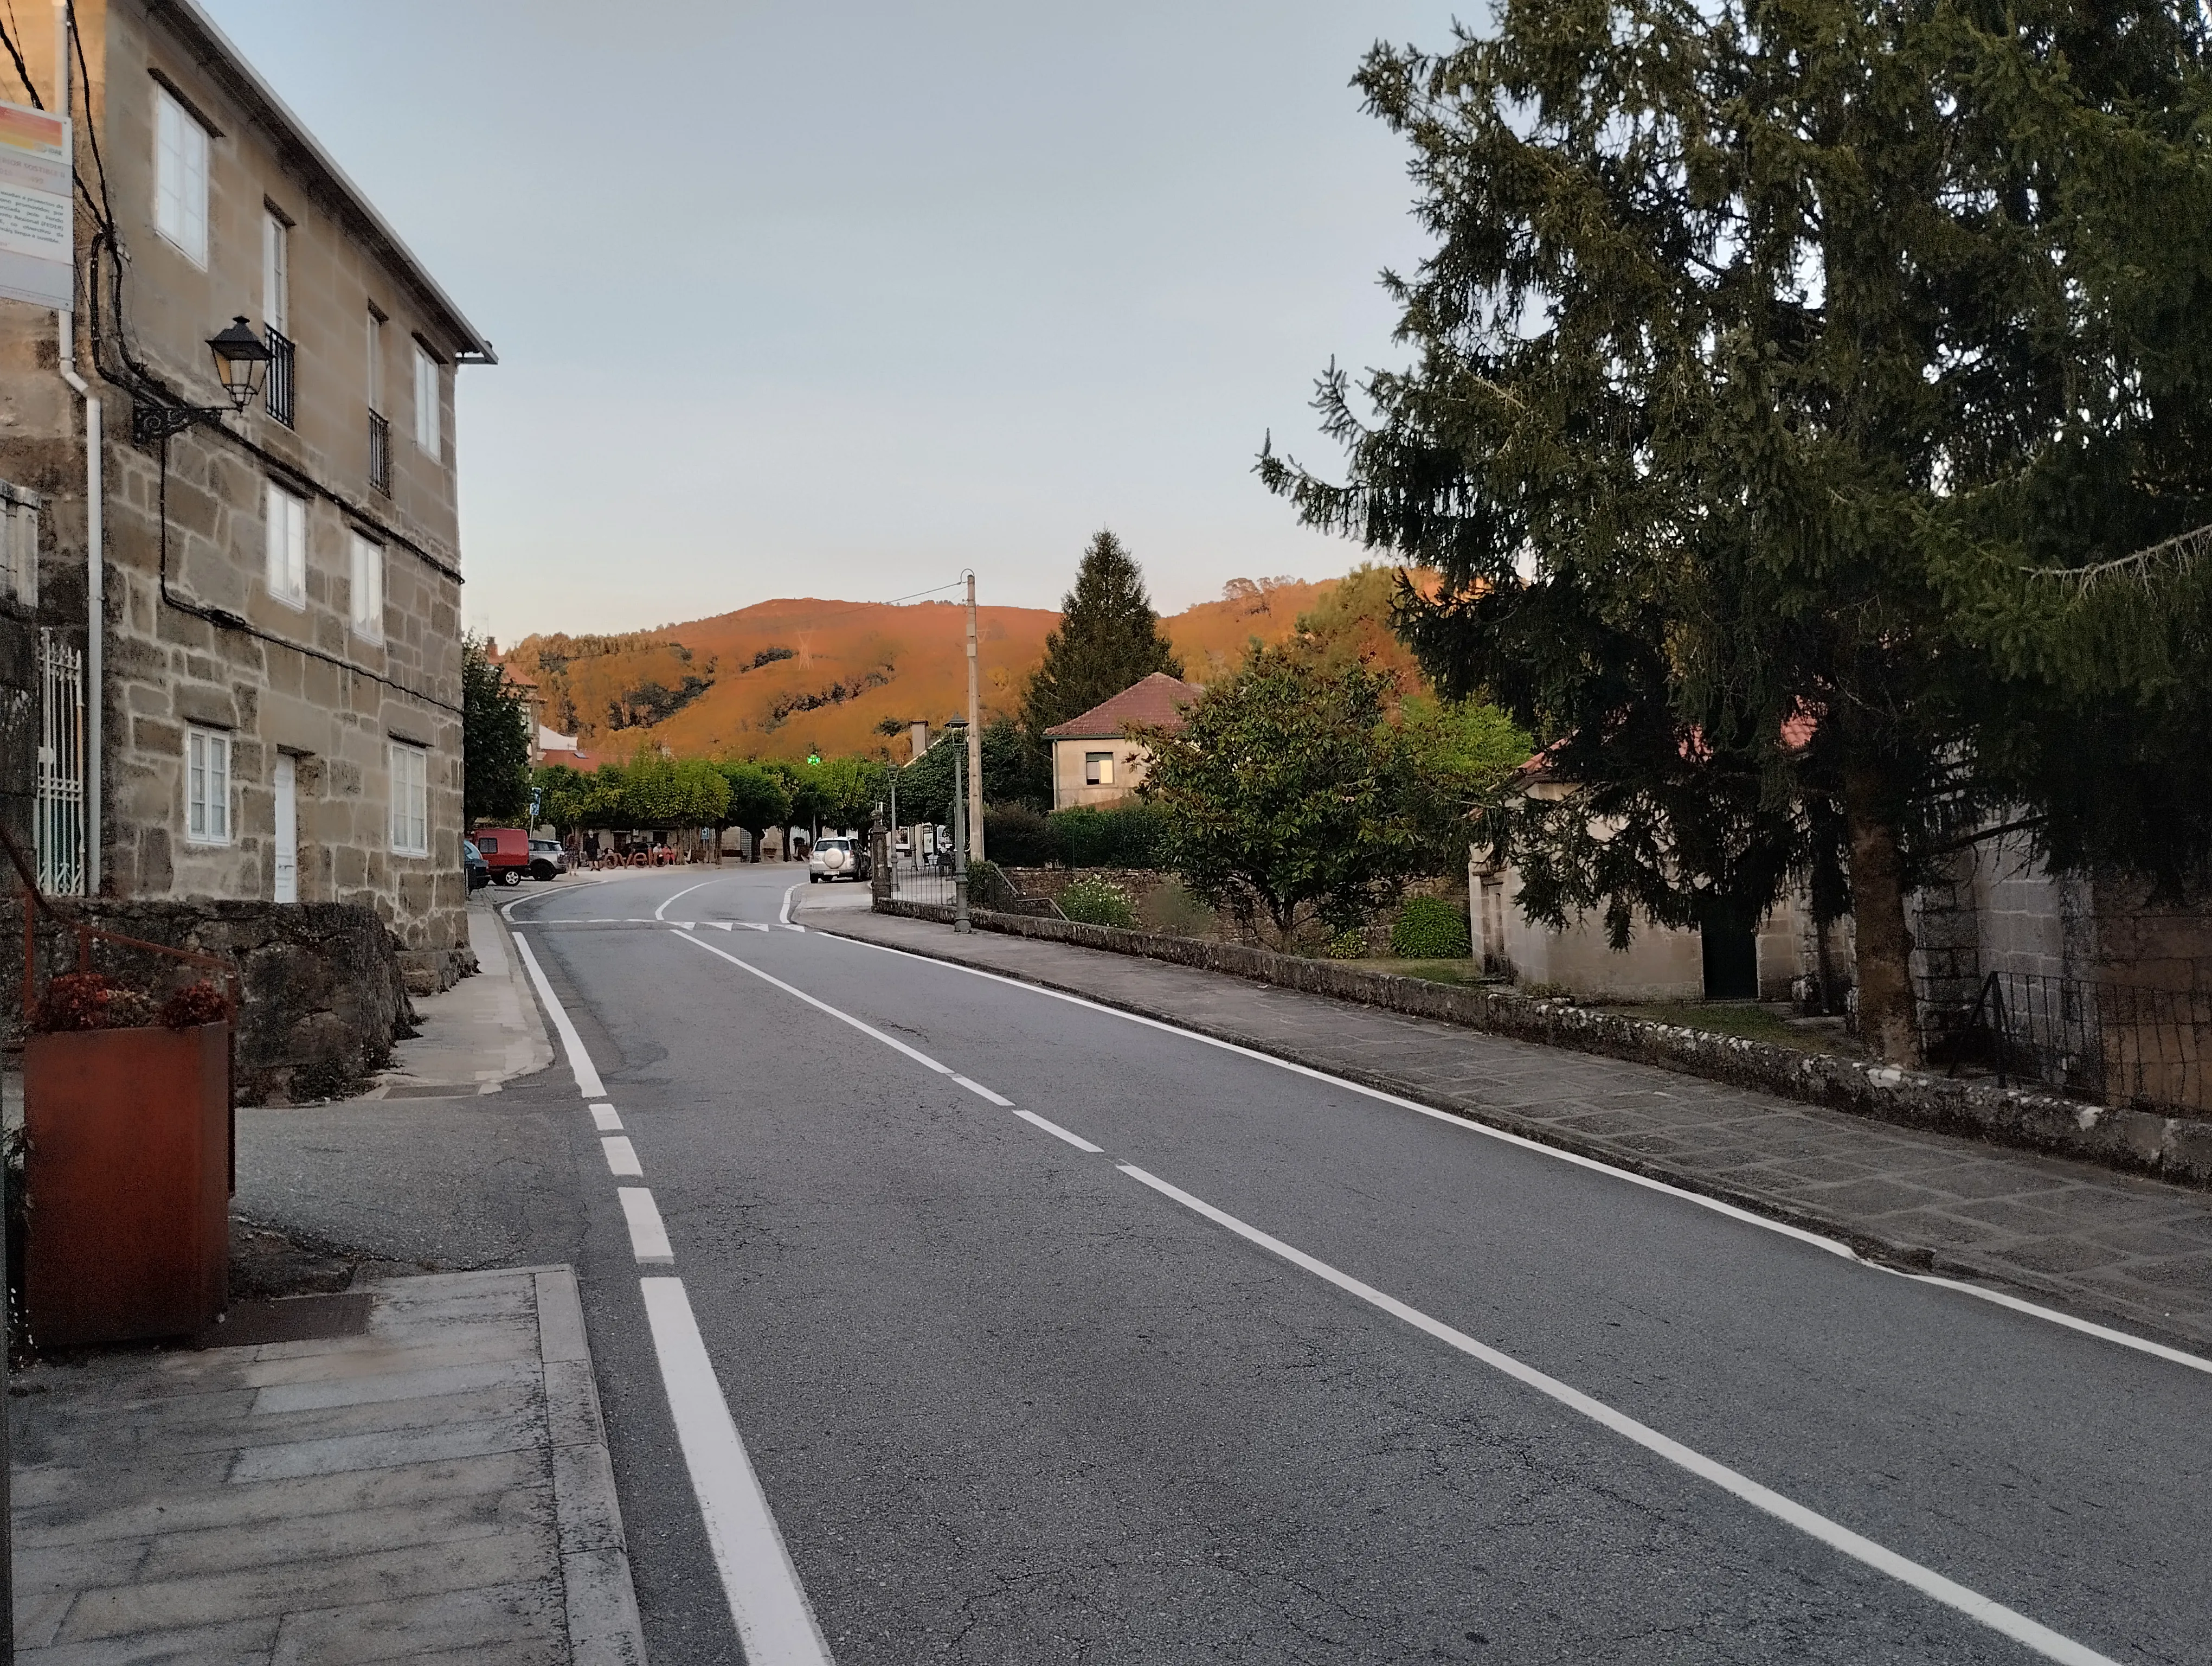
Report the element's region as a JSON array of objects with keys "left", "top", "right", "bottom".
[{"left": 1043, "top": 672, "right": 1202, "bottom": 811}]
